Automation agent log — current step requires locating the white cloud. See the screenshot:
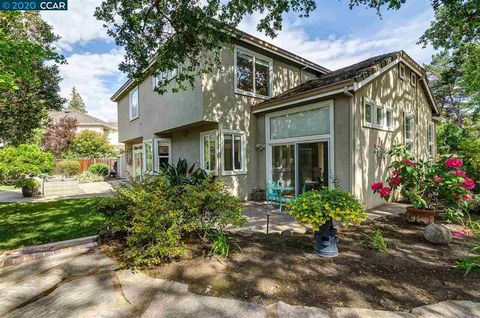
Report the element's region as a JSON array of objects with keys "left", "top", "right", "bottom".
[
  {"left": 58, "top": 49, "right": 125, "bottom": 122},
  {"left": 238, "top": 9, "right": 435, "bottom": 70},
  {"left": 42, "top": 0, "right": 110, "bottom": 51}
]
